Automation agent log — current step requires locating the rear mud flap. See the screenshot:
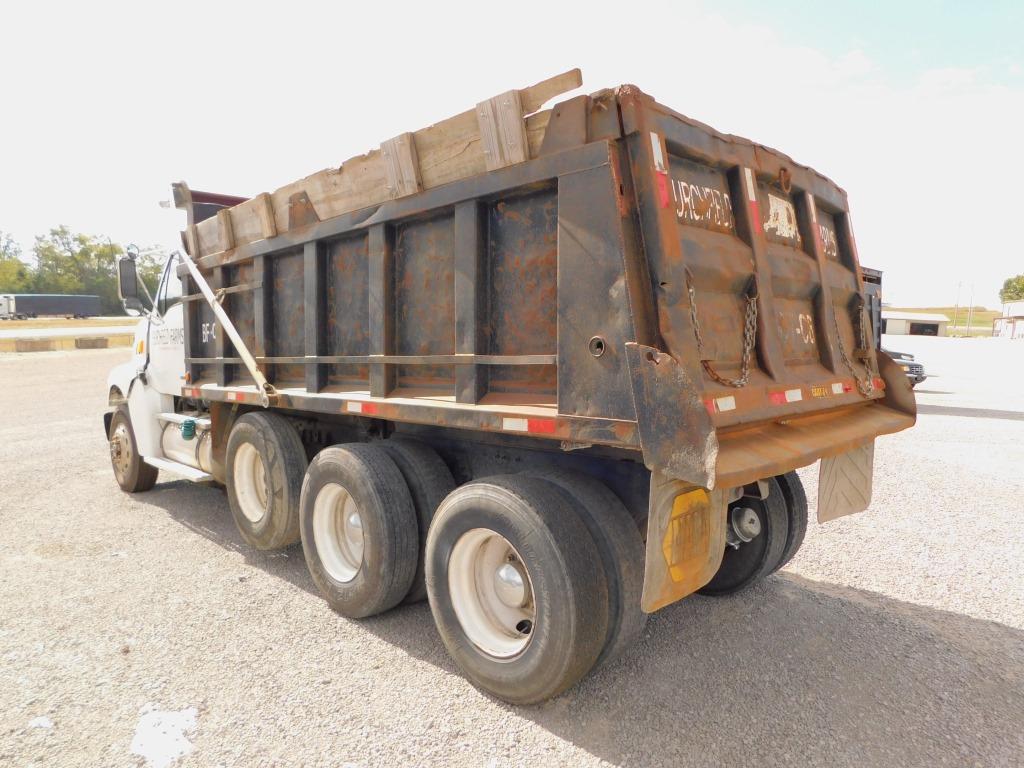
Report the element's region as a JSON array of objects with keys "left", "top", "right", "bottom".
[
  {"left": 641, "top": 471, "right": 727, "bottom": 613},
  {"left": 817, "top": 441, "right": 874, "bottom": 522}
]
